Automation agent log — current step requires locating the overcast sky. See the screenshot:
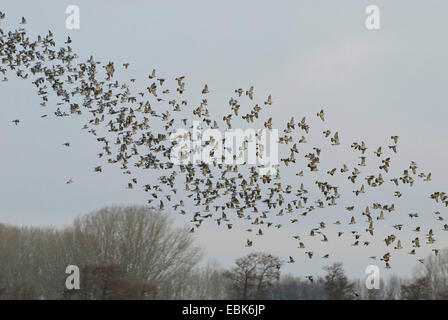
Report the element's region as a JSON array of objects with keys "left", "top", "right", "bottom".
[{"left": 1, "top": 0, "right": 448, "bottom": 279}]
